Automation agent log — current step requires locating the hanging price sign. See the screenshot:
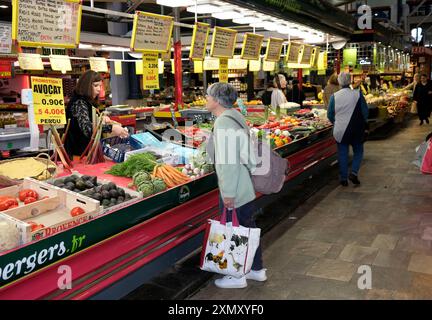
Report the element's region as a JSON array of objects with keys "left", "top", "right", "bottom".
[
  {"left": 219, "top": 58, "right": 228, "bottom": 83},
  {"left": 142, "top": 52, "right": 159, "bottom": 90},
  {"left": 31, "top": 77, "right": 66, "bottom": 125}
]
